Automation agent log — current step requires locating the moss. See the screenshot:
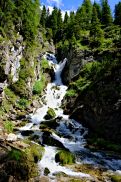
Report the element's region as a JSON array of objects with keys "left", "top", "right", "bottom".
[
  {"left": 25, "top": 143, "right": 44, "bottom": 162},
  {"left": 44, "top": 108, "right": 56, "bottom": 120},
  {"left": 111, "top": 175, "right": 121, "bottom": 182},
  {"left": 55, "top": 150, "right": 75, "bottom": 165},
  {"left": 5, "top": 148, "right": 39, "bottom": 180},
  {"left": 33, "top": 74, "right": 46, "bottom": 95}
]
